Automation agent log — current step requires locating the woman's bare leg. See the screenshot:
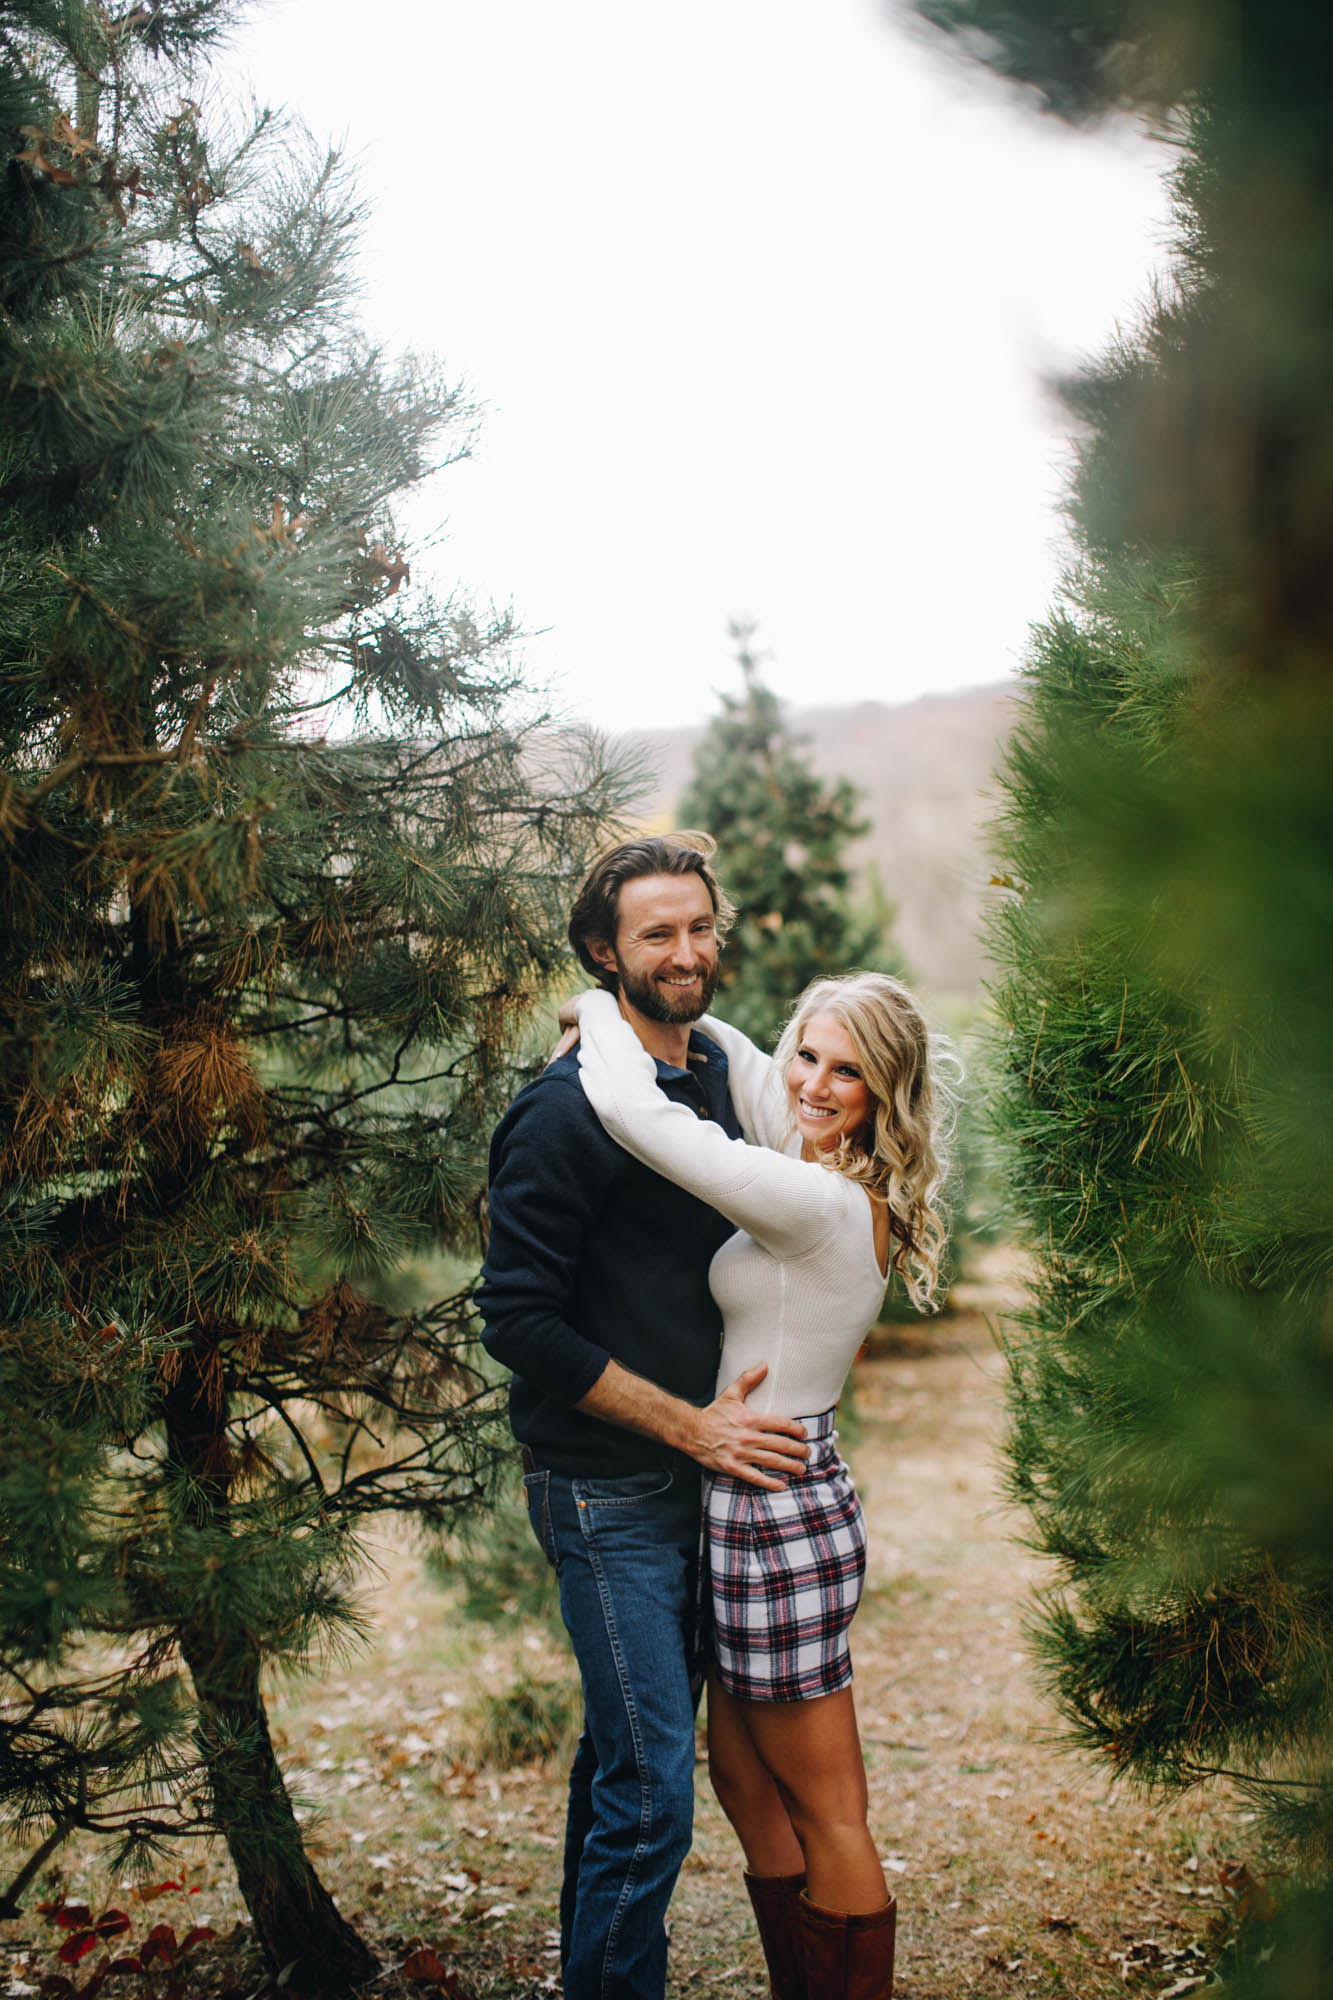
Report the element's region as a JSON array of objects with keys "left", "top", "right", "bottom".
[
  {"left": 732, "top": 1685, "right": 888, "bottom": 1914},
  {"left": 706, "top": 1672, "right": 806, "bottom": 1875}
]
